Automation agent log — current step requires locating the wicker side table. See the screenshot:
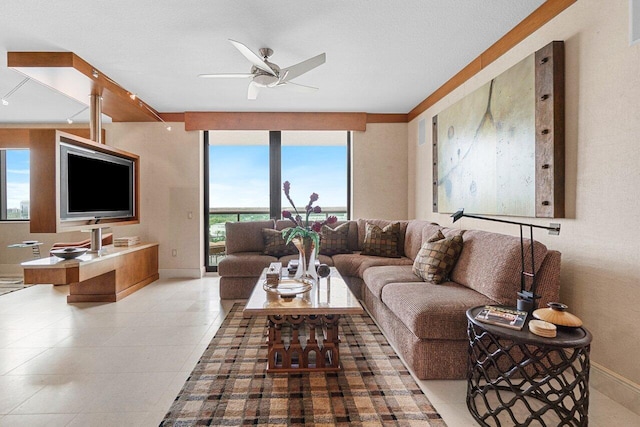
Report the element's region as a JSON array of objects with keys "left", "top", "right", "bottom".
[{"left": 466, "top": 306, "right": 592, "bottom": 426}]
